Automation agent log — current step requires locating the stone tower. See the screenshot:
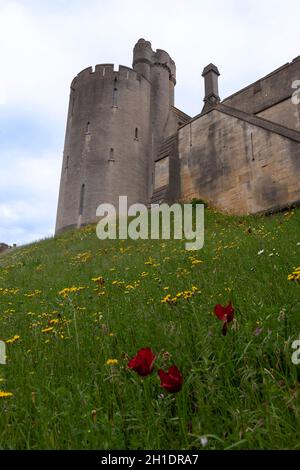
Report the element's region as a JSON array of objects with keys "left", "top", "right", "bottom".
[{"left": 55, "top": 39, "right": 176, "bottom": 234}]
